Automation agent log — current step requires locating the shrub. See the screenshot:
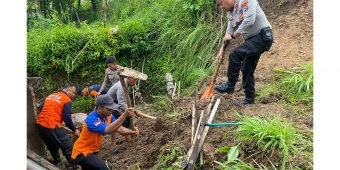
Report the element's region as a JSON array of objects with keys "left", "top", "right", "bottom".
[
  {"left": 72, "top": 96, "right": 94, "bottom": 113},
  {"left": 236, "top": 116, "right": 304, "bottom": 170}
]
